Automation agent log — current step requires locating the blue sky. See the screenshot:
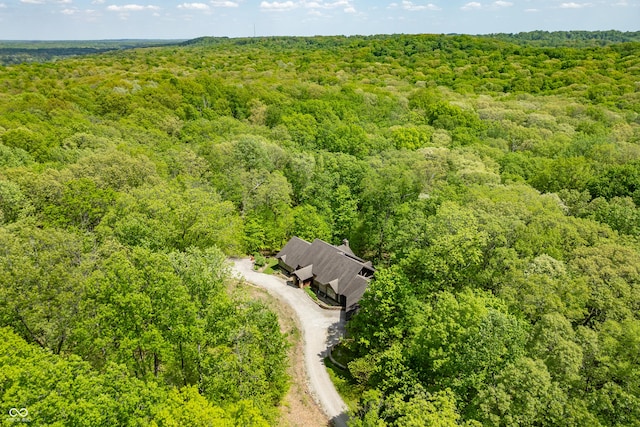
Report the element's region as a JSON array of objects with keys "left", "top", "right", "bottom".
[{"left": 0, "top": 0, "right": 637, "bottom": 40}]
